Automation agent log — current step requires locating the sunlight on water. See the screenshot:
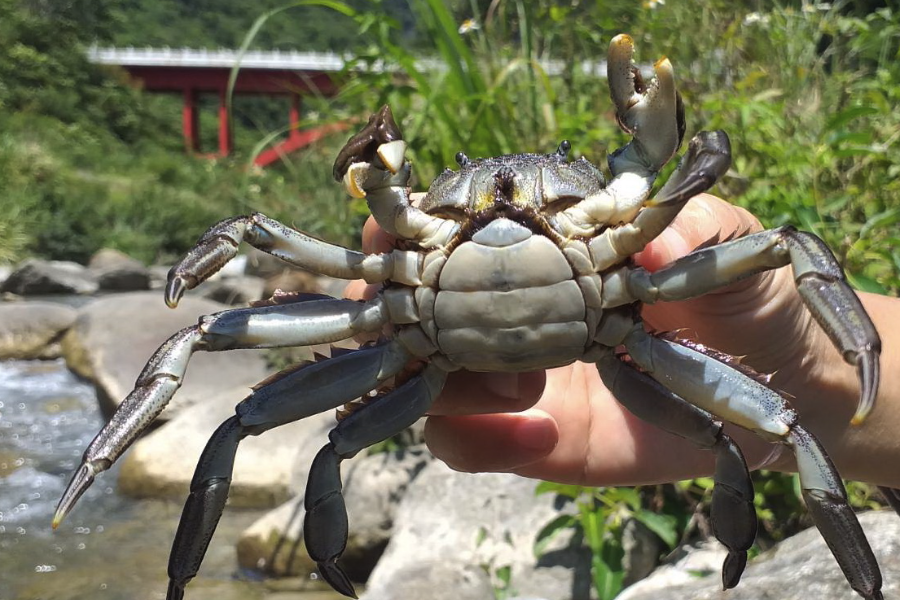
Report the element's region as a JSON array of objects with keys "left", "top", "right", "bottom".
[{"left": 0, "top": 360, "right": 286, "bottom": 600}]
